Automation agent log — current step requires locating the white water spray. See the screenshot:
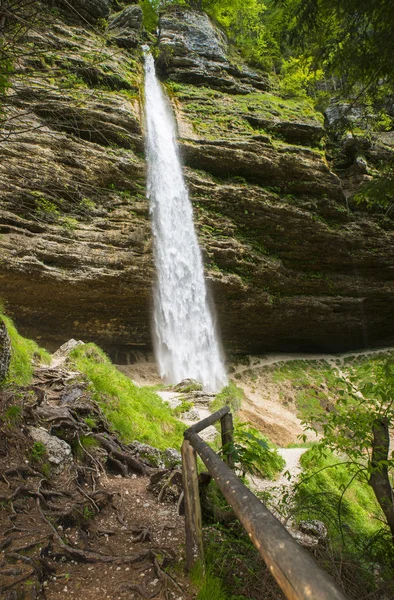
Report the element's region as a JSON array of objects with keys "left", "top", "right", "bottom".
[{"left": 143, "top": 51, "right": 227, "bottom": 392}]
